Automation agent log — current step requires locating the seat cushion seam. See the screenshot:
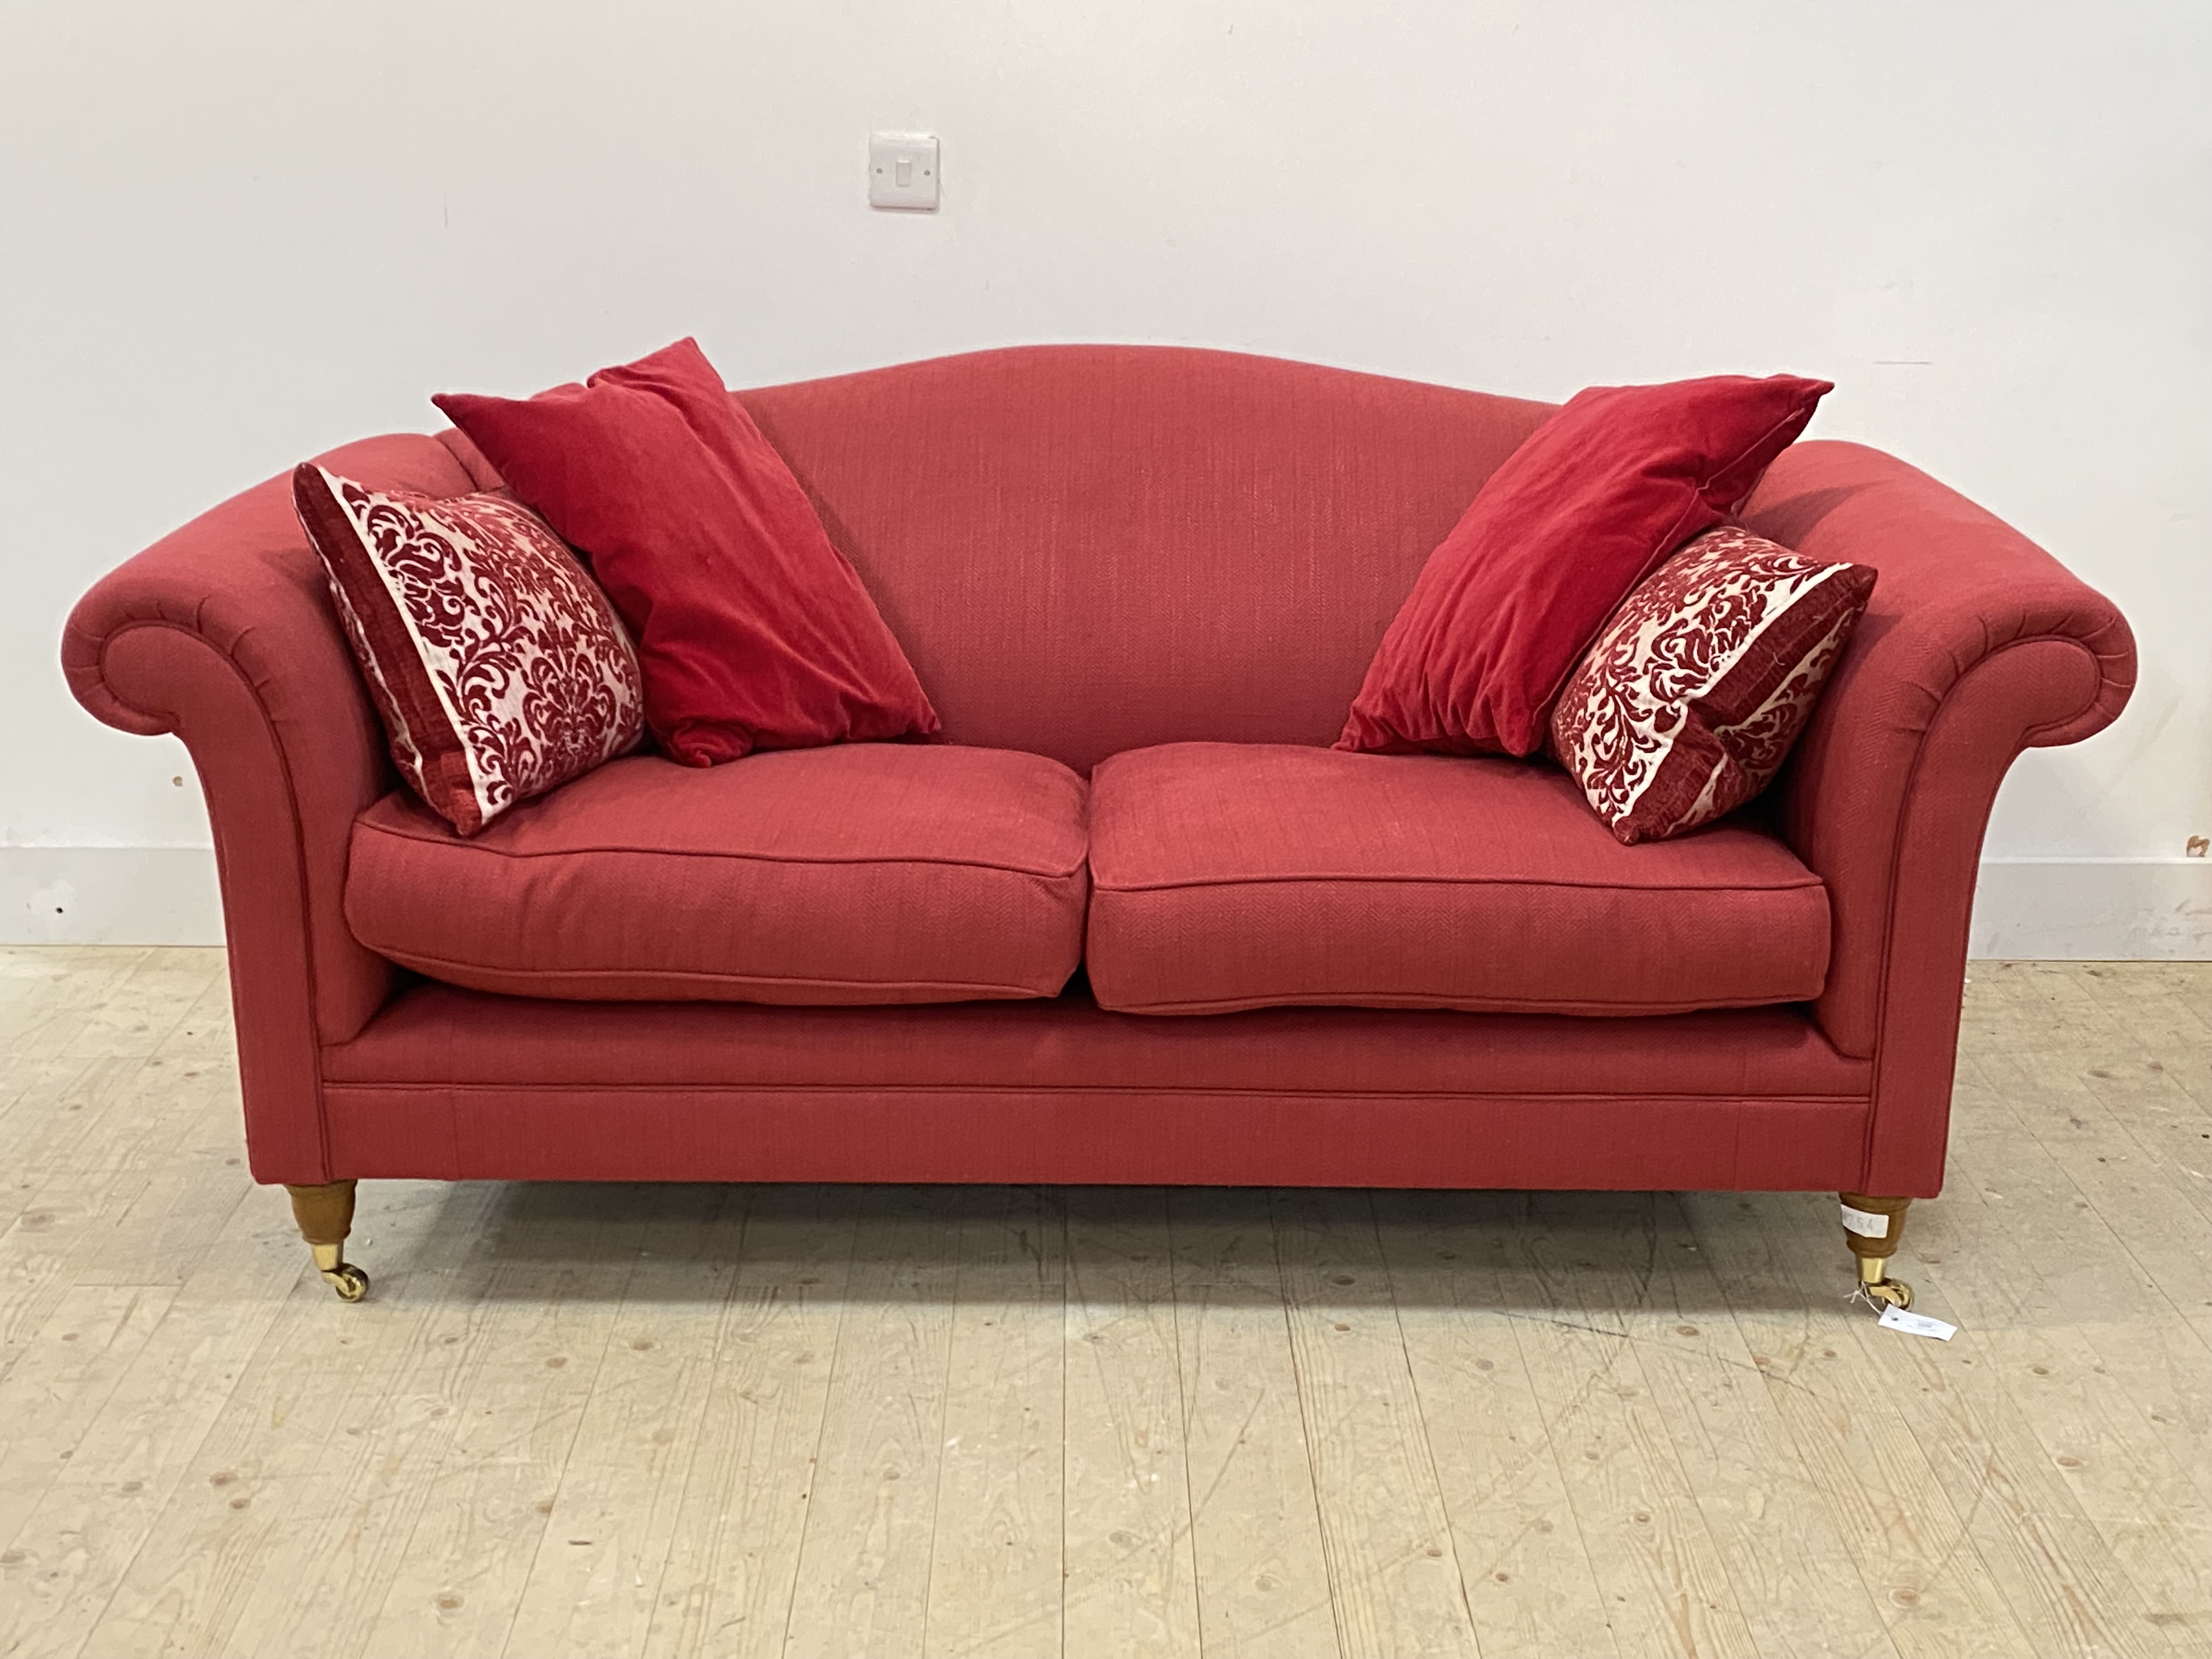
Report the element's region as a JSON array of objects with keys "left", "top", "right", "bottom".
[
  {"left": 356, "top": 823, "right": 1087, "bottom": 880},
  {"left": 1091, "top": 870, "right": 1825, "bottom": 895},
  {"left": 362, "top": 945, "right": 1060, "bottom": 999}
]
